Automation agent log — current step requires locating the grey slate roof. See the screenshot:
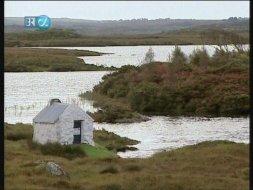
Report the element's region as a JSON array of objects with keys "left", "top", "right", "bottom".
[{"left": 33, "top": 103, "right": 69, "bottom": 124}]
